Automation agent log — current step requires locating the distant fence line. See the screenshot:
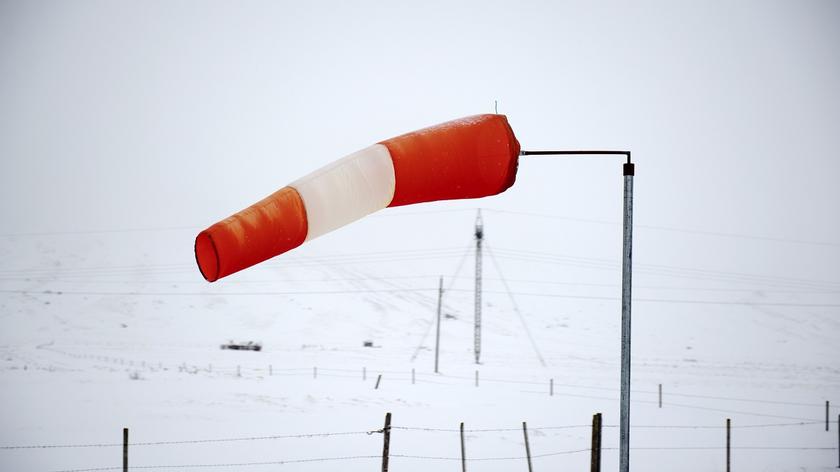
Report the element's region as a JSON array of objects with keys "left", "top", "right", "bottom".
[{"left": 32, "top": 346, "right": 838, "bottom": 416}]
